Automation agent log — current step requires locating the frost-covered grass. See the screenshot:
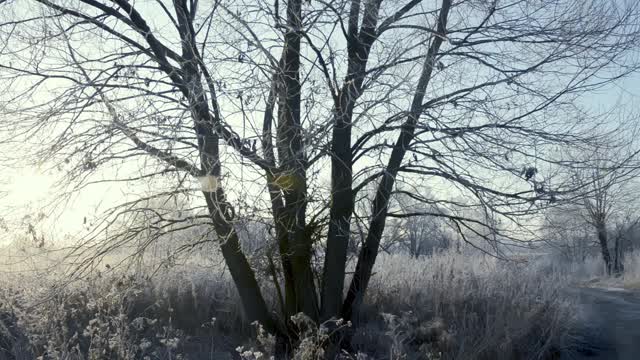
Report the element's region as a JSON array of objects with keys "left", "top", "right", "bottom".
[
  {"left": 541, "top": 250, "right": 640, "bottom": 290},
  {"left": 354, "top": 251, "right": 573, "bottom": 360},
  {"left": 620, "top": 251, "right": 640, "bottom": 289},
  {"left": 0, "top": 247, "right": 575, "bottom": 359}
]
